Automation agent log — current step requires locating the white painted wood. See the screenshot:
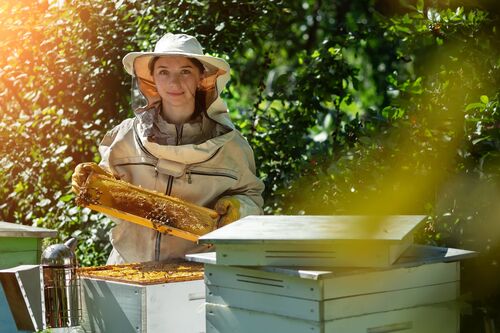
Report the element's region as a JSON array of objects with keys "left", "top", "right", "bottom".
[
  {"left": 323, "top": 281, "right": 459, "bottom": 319},
  {"left": 186, "top": 244, "right": 478, "bottom": 268},
  {"left": 0, "top": 265, "right": 43, "bottom": 331},
  {"left": 207, "top": 281, "right": 459, "bottom": 321},
  {"left": 203, "top": 258, "right": 460, "bottom": 323},
  {"left": 199, "top": 215, "right": 426, "bottom": 242},
  {"left": 213, "top": 237, "right": 412, "bottom": 267},
  {"left": 81, "top": 278, "right": 143, "bottom": 333},
  {"left": 206, "top": 302, "right": 460, "bottom": 333},
  {"left": 186, "top": 245, "right": 476, "bottom": 276},
  {"left": 0, "top": 221, "right": 57, "bottom": 238},
  {"left": 327, "top": 301, "right": 460, "bottom": 333},
  {"left": 321, "top": 261, "right": 459, "bottom": 299},
  {"left": 204, "top": 261, "right": 459, "bottom": 300},
  {"left": 81, "top": 278, "right": 205, "bottom": 333},
  {"left": 393, "top": 245, "right": 477, "bottom": 266},
  {"left": 146, "top": 280, "right": 205, "bottom": 333},
  {"left": 186, "top": 252, "right": 217, "bottom": 265},
  {"left": 198, "top": 215, "right": 427, "bottom": 267},
  {"left": 205, "top": 264, "right": 321, "bottom": 300},
  {"left": 206, "top": 303, "right": 321, "bottom": 333},
  {"left": 206, "top": 285, "right": 320, "bottom": 321}
]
